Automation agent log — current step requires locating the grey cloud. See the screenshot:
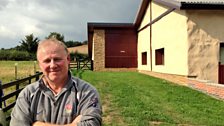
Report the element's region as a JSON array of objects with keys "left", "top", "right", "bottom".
[
  {"left": 0, "top": 0, "right": 10, "bottom": 10},
  {"left": 0, "top": 0, "right": 141, "bottom": 48}
]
